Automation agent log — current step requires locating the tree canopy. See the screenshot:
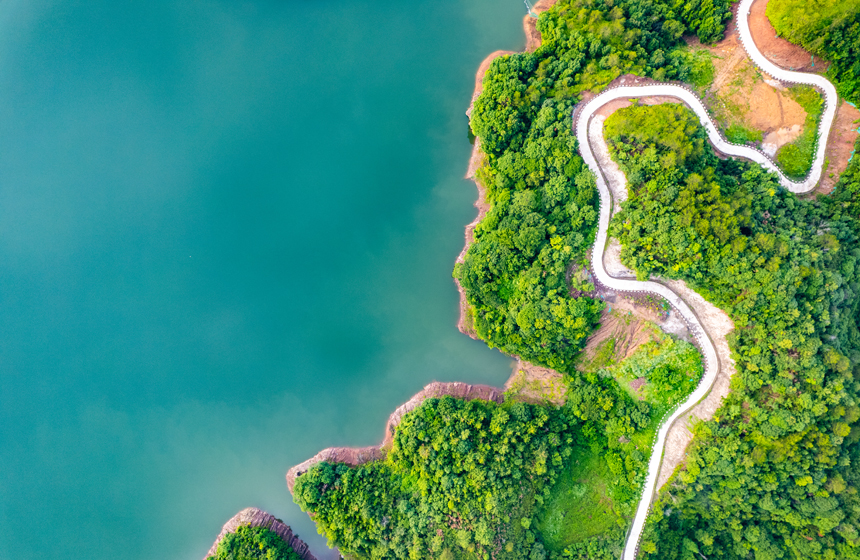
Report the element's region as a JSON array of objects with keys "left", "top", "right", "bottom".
[
  {"left": 457, "top": 0, "right": 733, "bottom": 369},
  {"left": 606, "top": 102, "right": 860, "bottom": 560},
  {"left": 207, "top": 525, "right": 303, "bottom": 560}
]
